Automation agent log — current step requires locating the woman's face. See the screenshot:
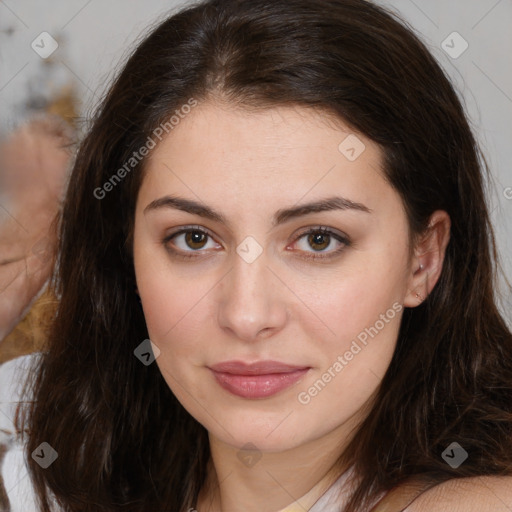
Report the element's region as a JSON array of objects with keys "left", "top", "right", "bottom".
[{"left": 133, "top": 100, "right": 415, "bottom": 453}]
